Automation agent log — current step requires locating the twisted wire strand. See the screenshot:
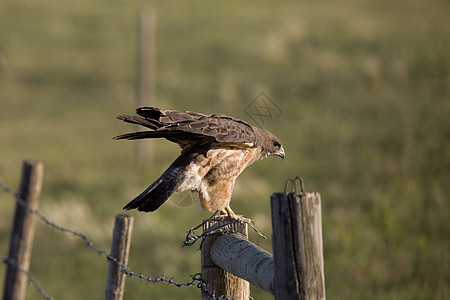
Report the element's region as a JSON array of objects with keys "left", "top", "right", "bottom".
[{"left": 0, "top": 180, "right": 224, "bottom": 300}]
